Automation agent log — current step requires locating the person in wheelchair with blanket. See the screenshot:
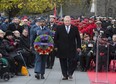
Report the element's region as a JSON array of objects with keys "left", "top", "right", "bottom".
[
  {"left": 3, "top": 30, "right": 24, "bottom": 76},
  {"left": 0, "top": 53, "right": 10, "bottom": 81}
]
